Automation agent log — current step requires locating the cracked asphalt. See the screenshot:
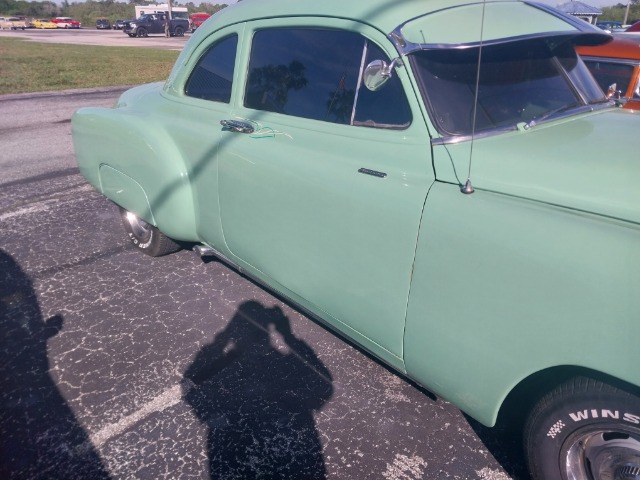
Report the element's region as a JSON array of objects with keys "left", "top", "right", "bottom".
[{"left": 0, "top": 89, "right": 531, "bottom": 479}]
